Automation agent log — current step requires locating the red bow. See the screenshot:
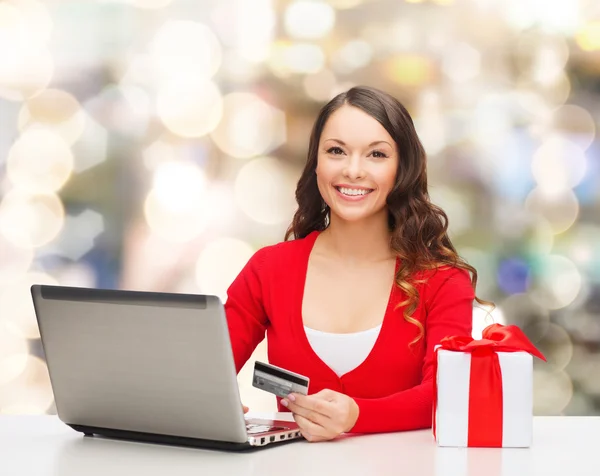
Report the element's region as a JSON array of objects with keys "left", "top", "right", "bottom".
[{"left": 433, "top": 324, "right": 545, "bottom": 447}]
